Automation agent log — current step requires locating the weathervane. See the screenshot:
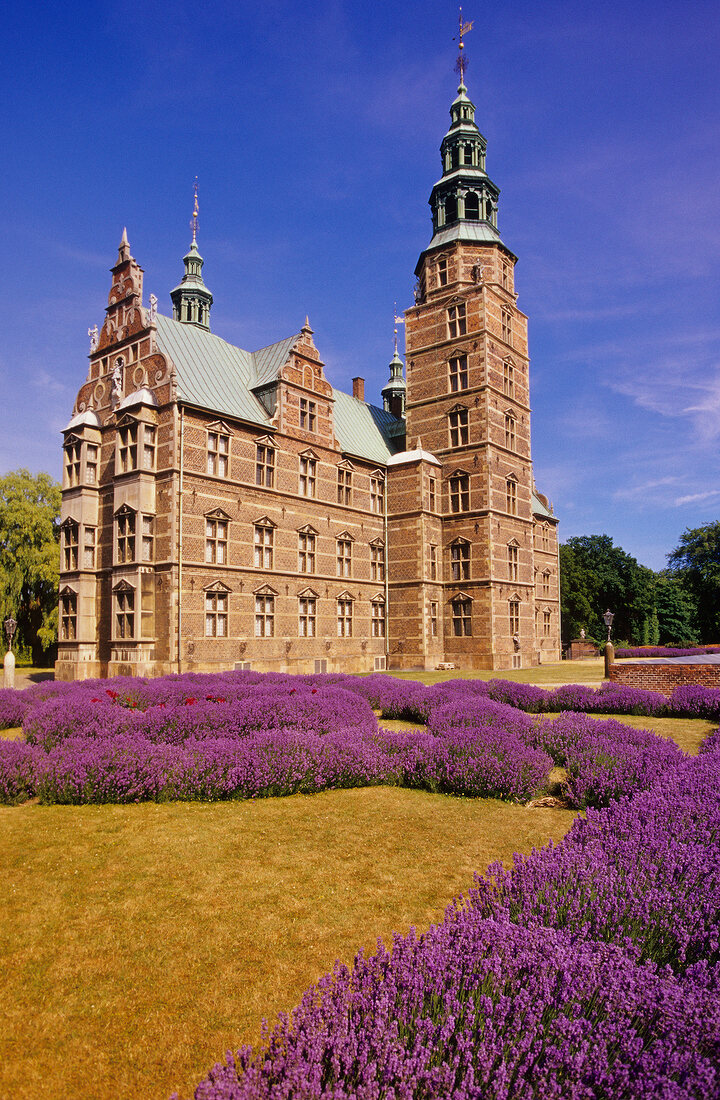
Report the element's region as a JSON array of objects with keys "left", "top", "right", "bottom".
[
  {"left": 190, "top": 177, "right": 199, "bottom": 243},
  {"left": 393, "top": 302, "right": 405, "bottom": 355},
  {"left": 453, "top": 7, "right": 474, "bottom": 83}
]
